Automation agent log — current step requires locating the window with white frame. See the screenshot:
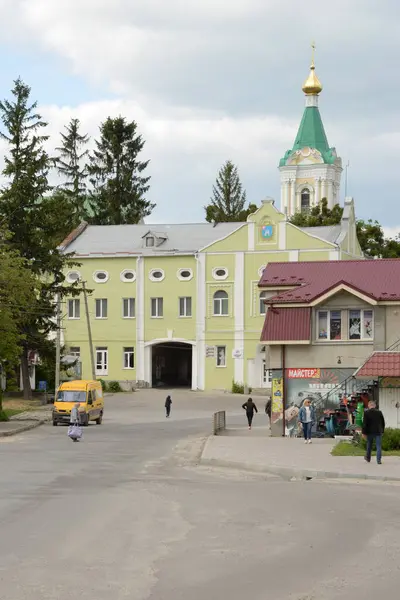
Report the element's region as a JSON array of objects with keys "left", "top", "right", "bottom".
[
  {"left": 145, "top": 236, "right": 155, "bottom": 247},
  {"left": 95, "top": 298, "right": 108, "bottom": 319},
  {"left": 259, "top": 291, "right": 271, "bottom": 315},
  {"left": 213, "top": 290, "right": 229, "bottom": 316},
  {"left": 68, "top": 298, "right": 80, "bottom": 319},
  {"left": 151, "top": 297, "right": 163, "bottom": 318},
  {"left": 212, "top": 267, "right": 228, "bottom": 280},
  {"left": 262, "top": 360, "right": 272, "bottom": 384},
  {"left": 93, "top": 270, "right": 109, "bottom": 283},
  {"left": 69, "top": 346, "right": 80, "bottom": 358},
  {"left": 123, "top": 347, "right": 135, "bottom": 369},
  {"left": 96, "top": 347, "right": 108, "bottom": 375},
  {"left": 317, "top": 308, "right": 374, "bottom": 341},
  {"left": 120, "top": 269, "right": 136, "bottom": 282},
  {"left": 178, "top": 268, "right": 193, "bottom": 281},
  {"left": 179, "top": 296, "right": 192, "bottom": 317},
  {"left": 122, "top": 298, "right": 135, "bottom": 319},
  {"left": 149, "top": 269, "right": 165, "bottom": 282},
  {"left": 216, "top": 346, "right": 226, "bottom": 367},
  {"left": 66, "top": 270, "right": 81, "bottom": 283},
  {"left": 349, "top": 309, "right": 374, "bottom": 340}
]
